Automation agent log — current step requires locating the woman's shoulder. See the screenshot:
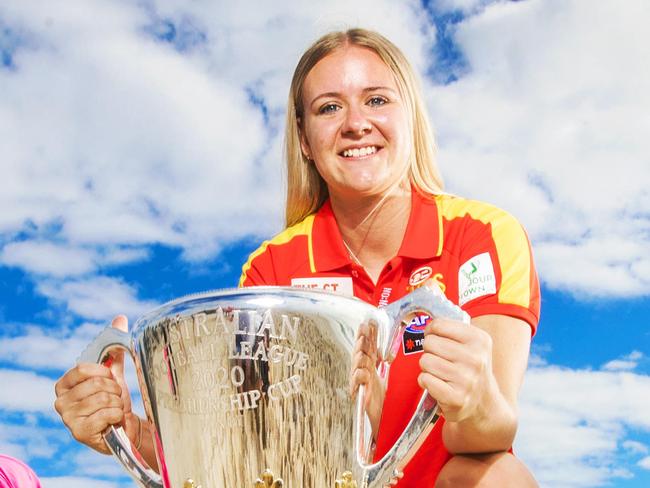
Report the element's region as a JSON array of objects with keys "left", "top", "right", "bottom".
[
  {"left": 239, "top": 214, "right": 316, "bottom": 287},
  {"left": 251, "top": 213, "right": 316, "bottom": 256},
  {"left": 431, "top": 192, "right": 524, "bottom": 229}
]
